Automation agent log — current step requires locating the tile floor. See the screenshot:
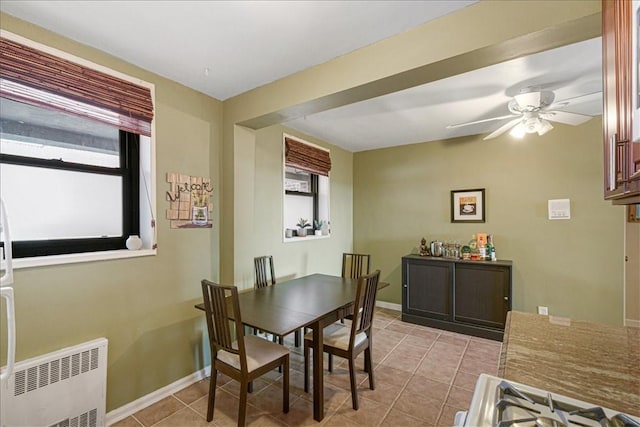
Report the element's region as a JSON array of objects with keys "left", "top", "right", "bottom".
[{"left": 111, "top": 308, "right": 501, "bottom": 427}]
